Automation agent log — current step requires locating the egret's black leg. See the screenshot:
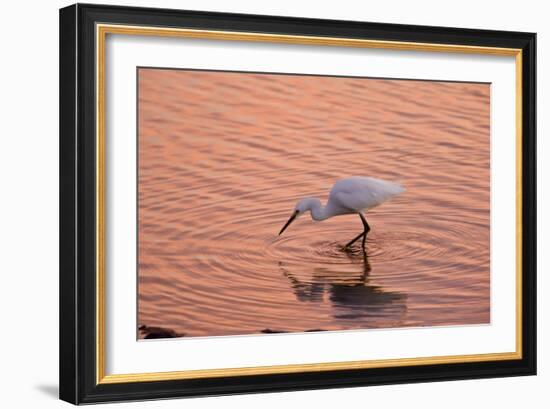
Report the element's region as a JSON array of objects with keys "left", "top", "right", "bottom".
[
  {"left": 344, "top": 231, "right": 365, "bottom": 248},
  {"left": 359, "top": 213, "right": 371, "bottom": 248},
  {"left": 345, "top": 213, "right": 371, "bottom": 248}
]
